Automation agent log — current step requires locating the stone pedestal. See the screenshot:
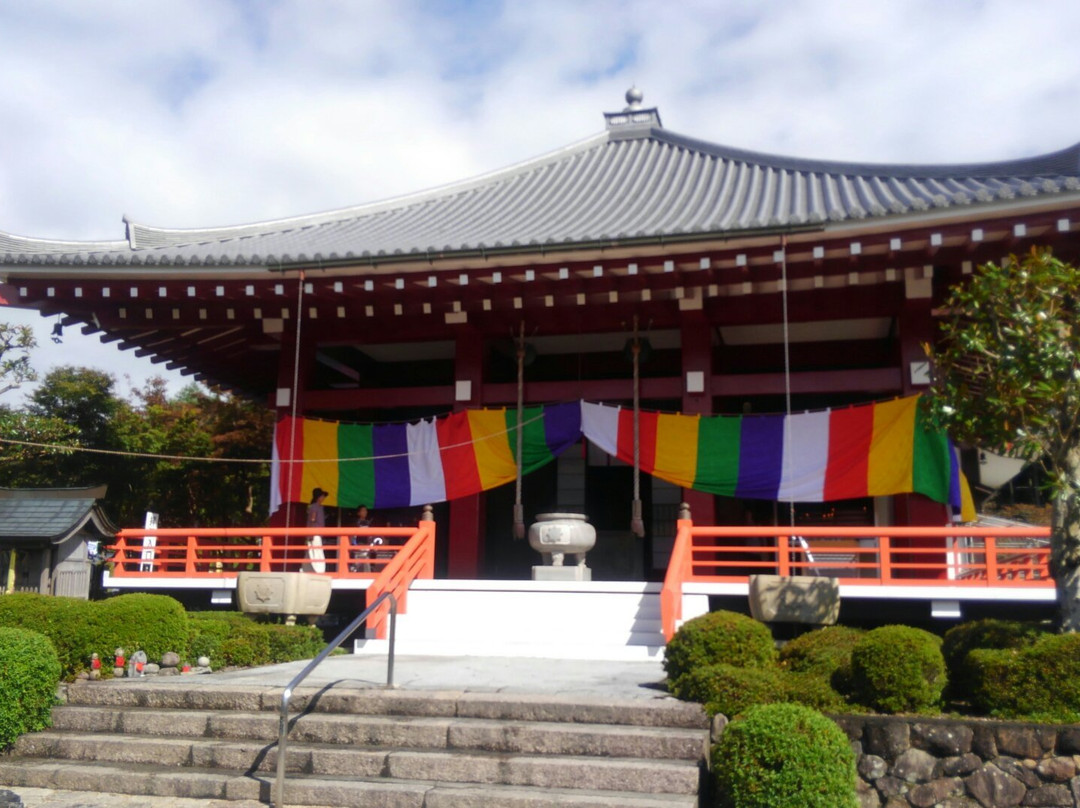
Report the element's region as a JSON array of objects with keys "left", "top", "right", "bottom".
[
  {"left": 237, "top": 571, "right": 332, "bottom": 618},
  {"left": 748, "top": 574, "right": 840, "bottom": 625},
  {"left": 532, "top": 564, "right": 593, "bottom": 582}
]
